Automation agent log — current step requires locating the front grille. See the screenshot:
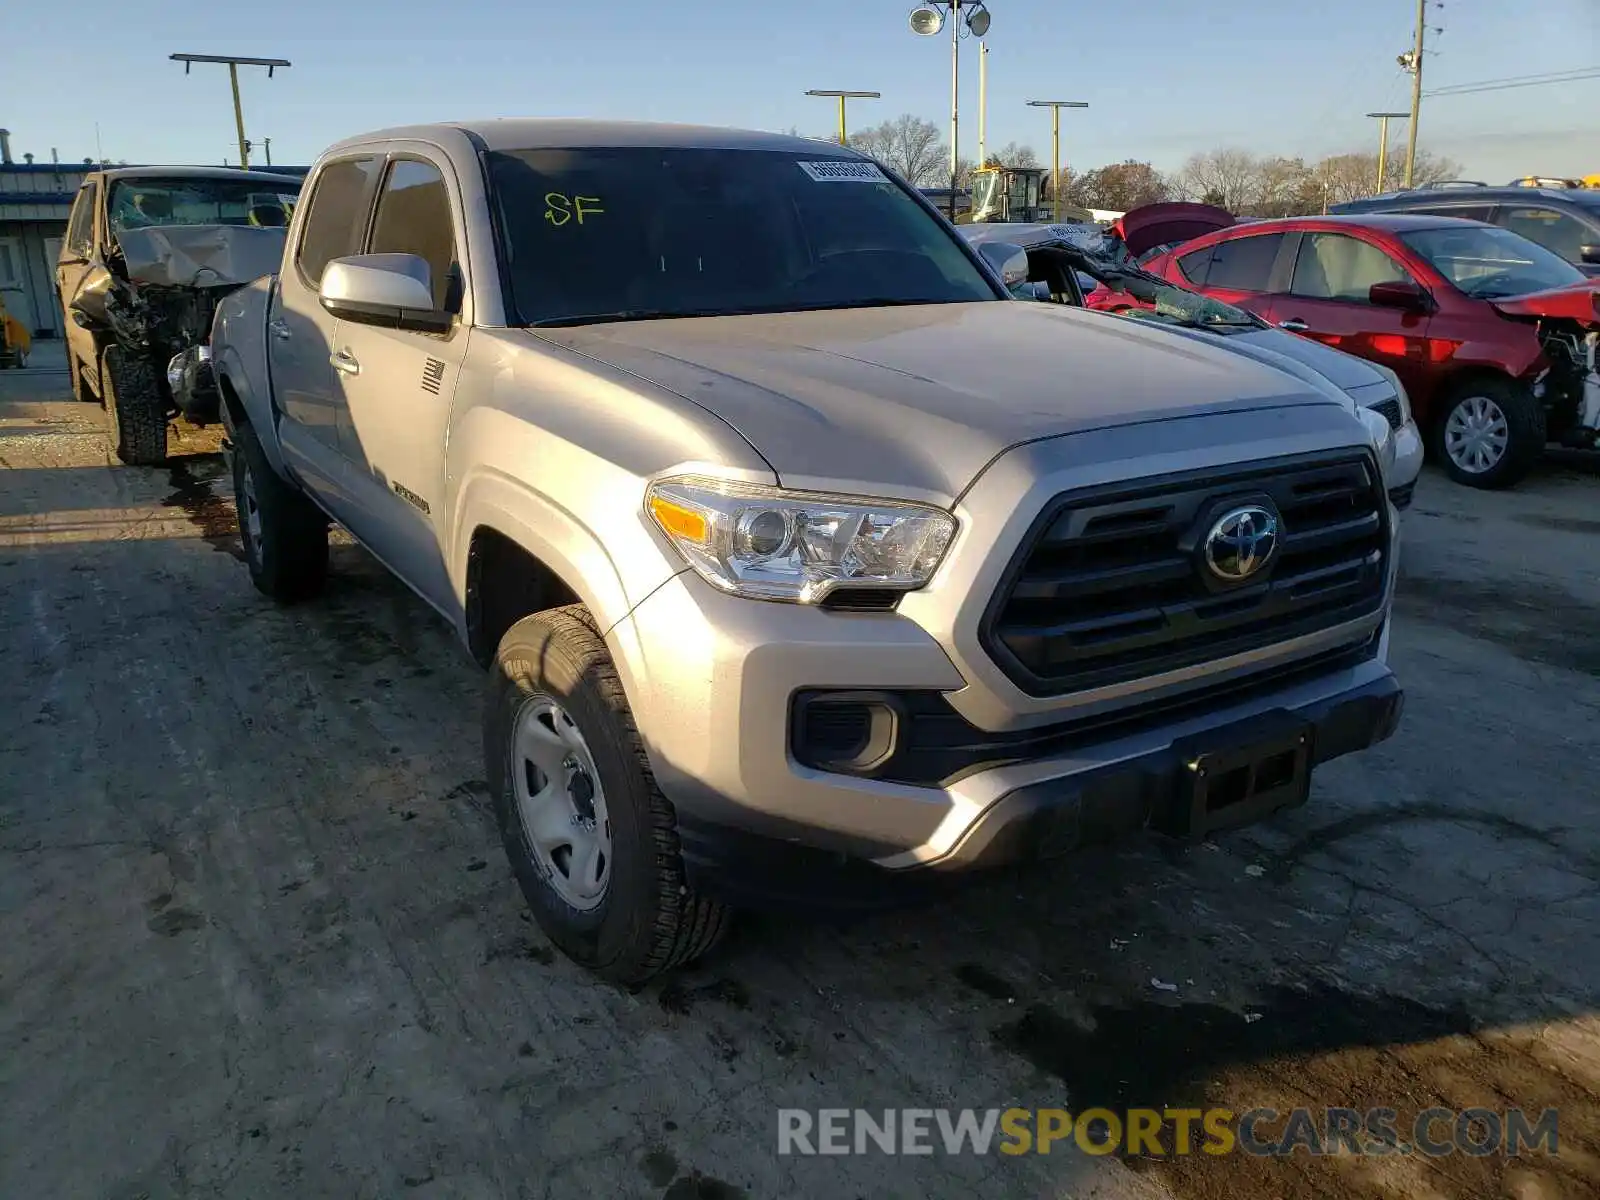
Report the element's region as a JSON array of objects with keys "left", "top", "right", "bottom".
[
  {"left": 983, "top": 452, "right": 1389, "bottom": 697},
  {"left": 1370, "top": 398, "right": 1404, "bottom": 430}
]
